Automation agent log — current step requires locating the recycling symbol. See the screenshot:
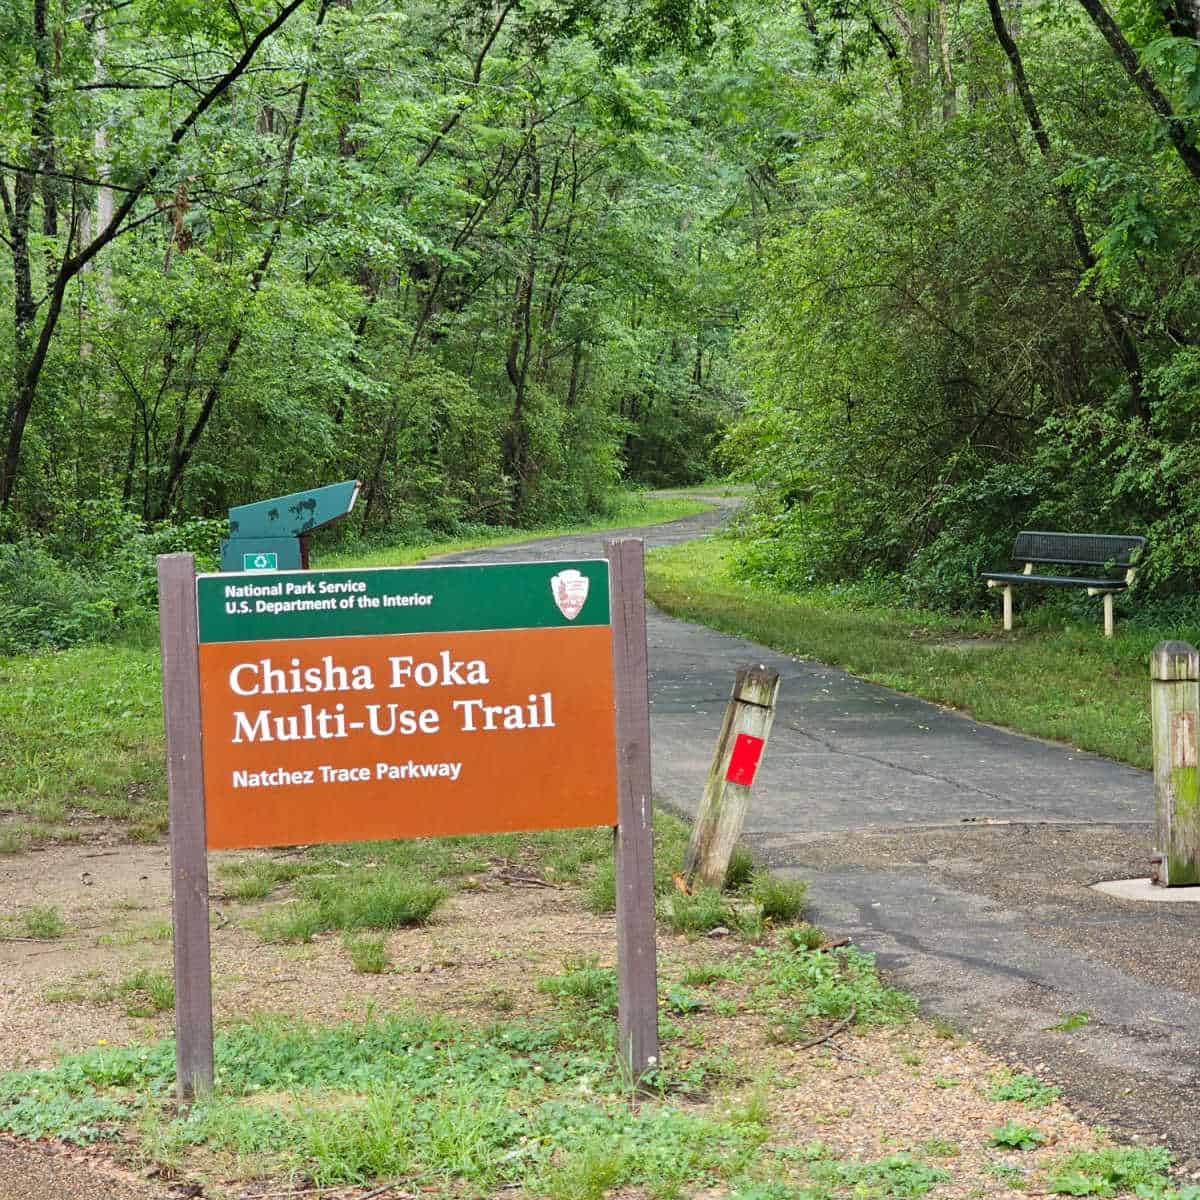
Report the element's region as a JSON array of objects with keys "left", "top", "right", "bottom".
[{"left": 253, "top": 554, "right": 271, "bottom": 568}]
